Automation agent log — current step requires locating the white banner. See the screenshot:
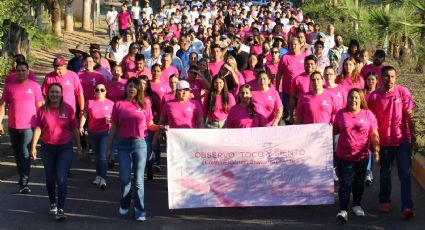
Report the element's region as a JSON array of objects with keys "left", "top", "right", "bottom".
[{"left": 167, "top": 124, "right": 334, "bottom": 209}]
